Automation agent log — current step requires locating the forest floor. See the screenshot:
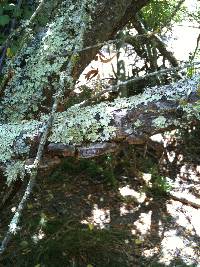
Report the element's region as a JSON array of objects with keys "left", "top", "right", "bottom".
[{"left": 0, "top": 156, "right": 200, "bottom": 267}]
